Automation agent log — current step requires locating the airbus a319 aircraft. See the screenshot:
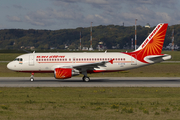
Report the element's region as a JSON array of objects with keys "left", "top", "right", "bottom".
[{"left": 7, "top": 23, "right": 171, "bottom": 82}]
